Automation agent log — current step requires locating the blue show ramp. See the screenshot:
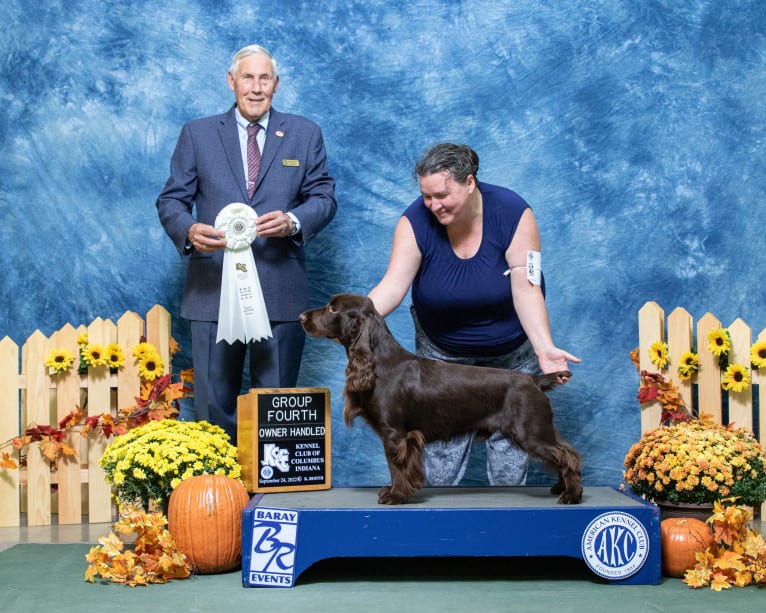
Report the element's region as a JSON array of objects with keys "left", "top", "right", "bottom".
[{"left": 241, "top": 486, "right": 661, "bottom": 587}]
